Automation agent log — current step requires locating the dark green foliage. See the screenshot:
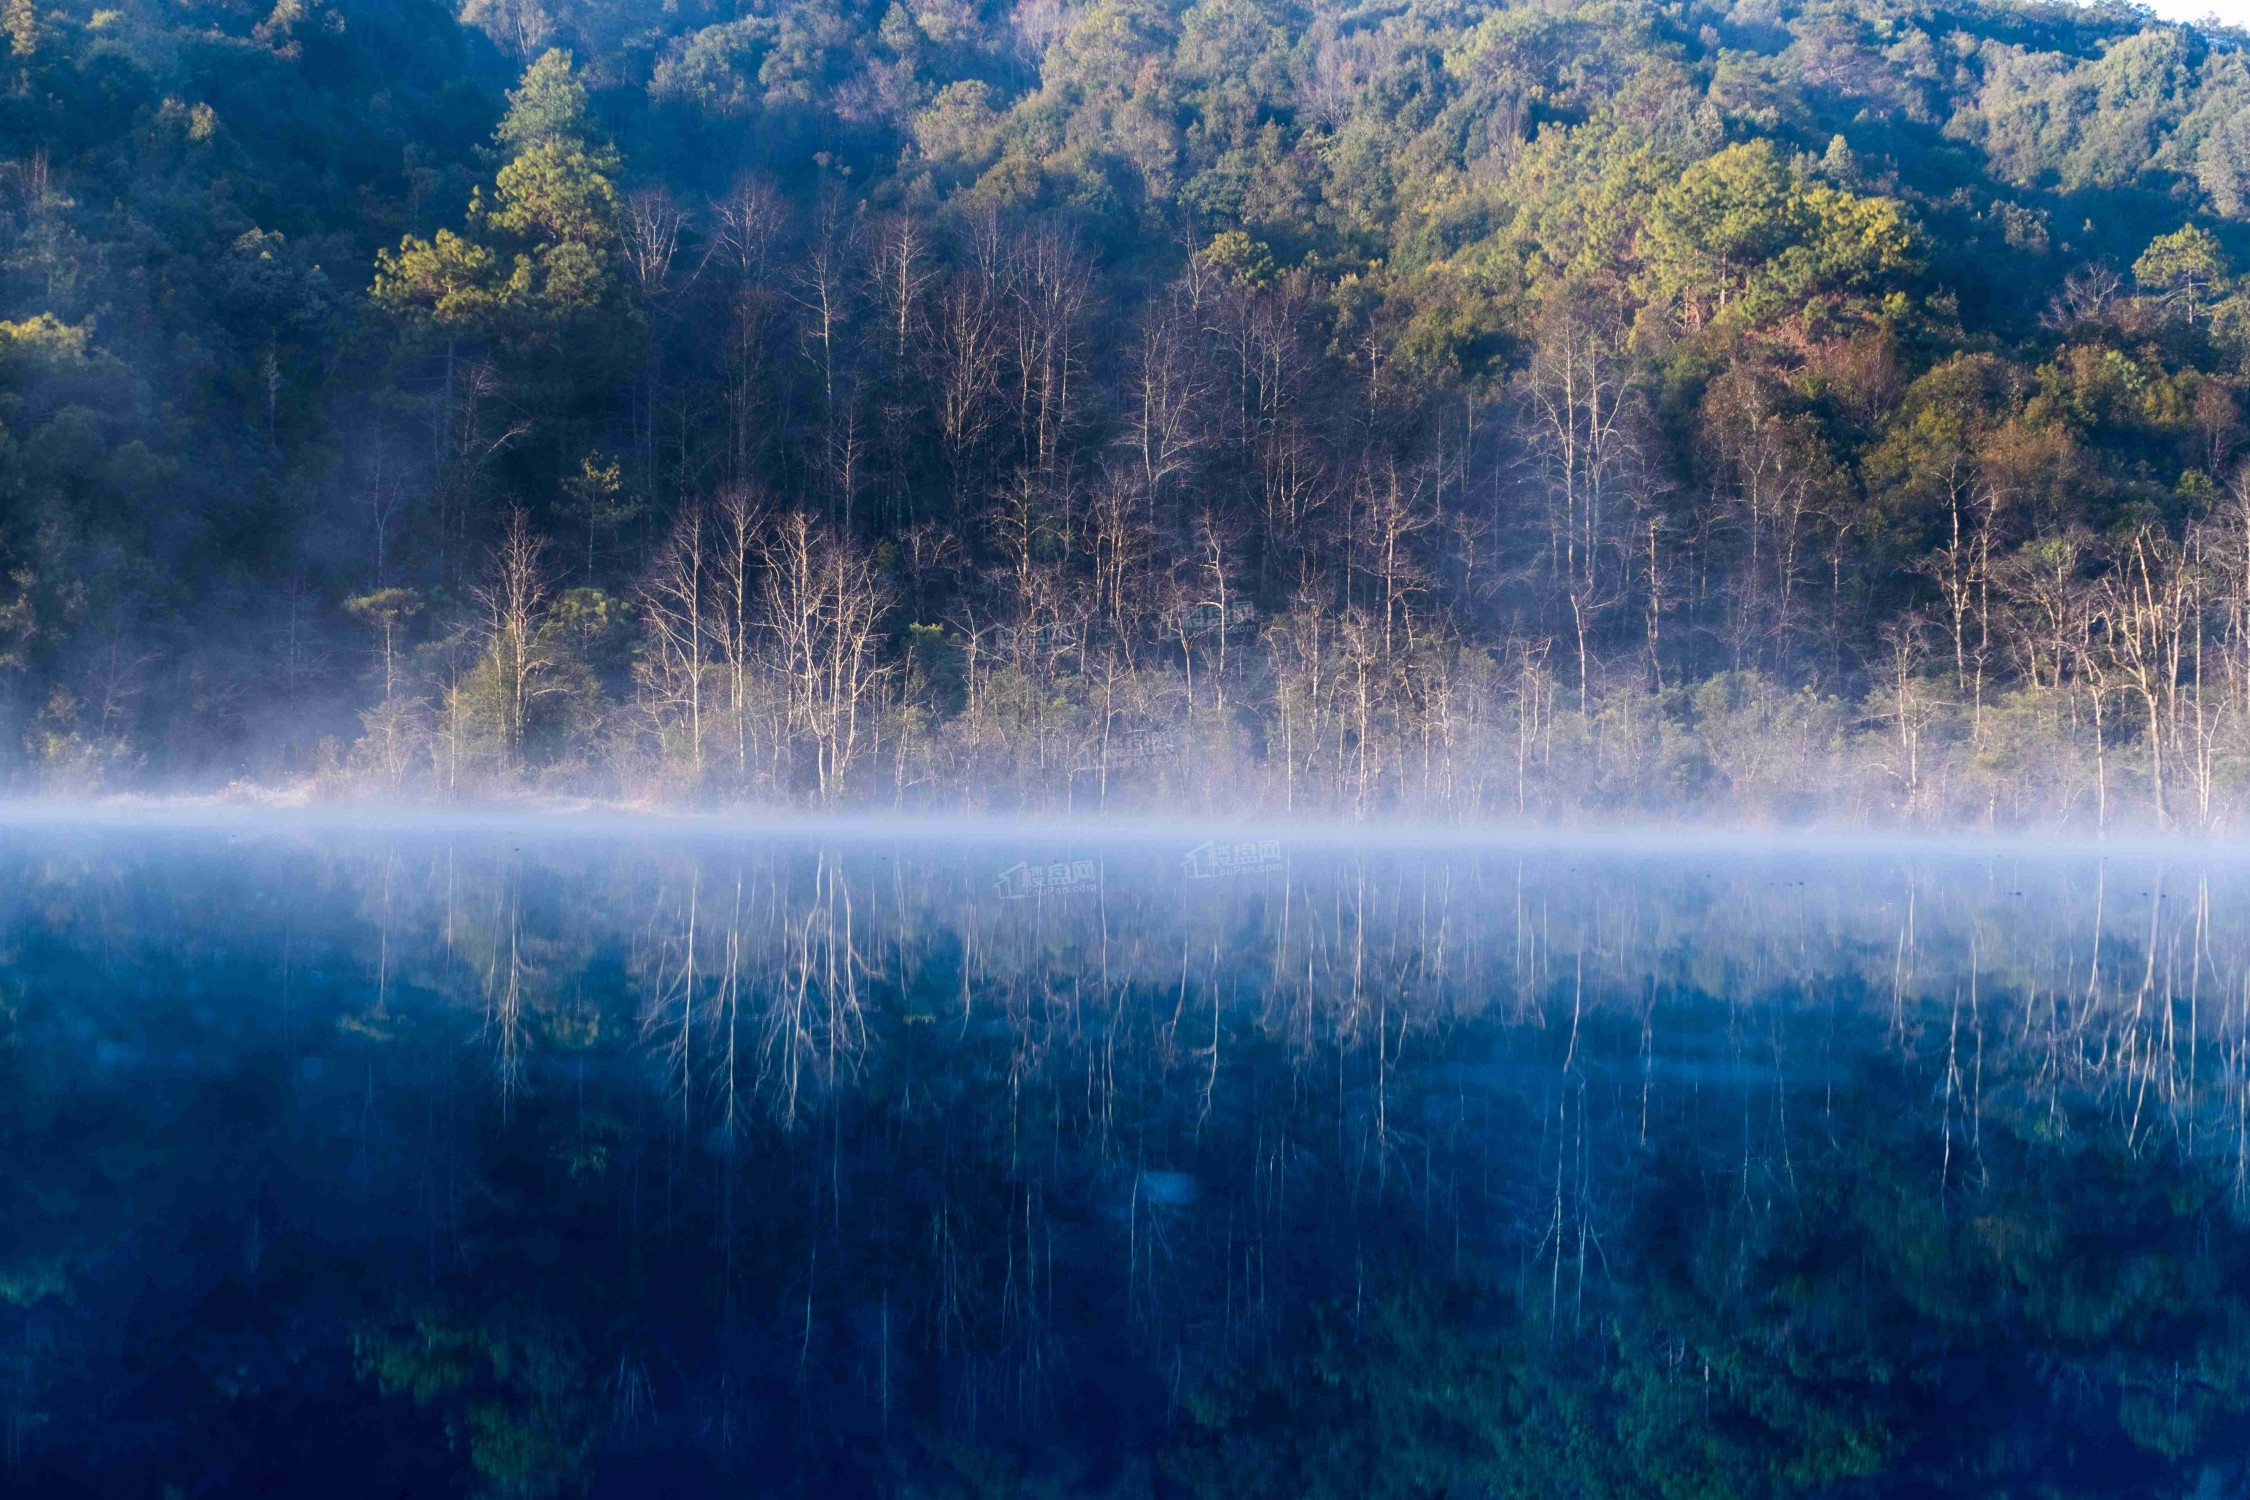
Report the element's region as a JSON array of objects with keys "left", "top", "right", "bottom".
[{"left": 0, "top": 0, "right": 2246, "bottom": 815}]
